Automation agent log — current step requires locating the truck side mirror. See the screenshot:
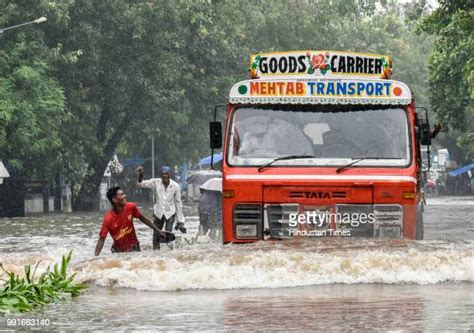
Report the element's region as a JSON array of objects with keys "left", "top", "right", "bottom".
[
  {"left": 416, "top": 107, "right": 432, "bottom": 171},
  {"left": 418, "top": 117, "right": 431, "bottom": 146},
  {"left": 210, "top": 121, "right": 222, "bottom": 149}
]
